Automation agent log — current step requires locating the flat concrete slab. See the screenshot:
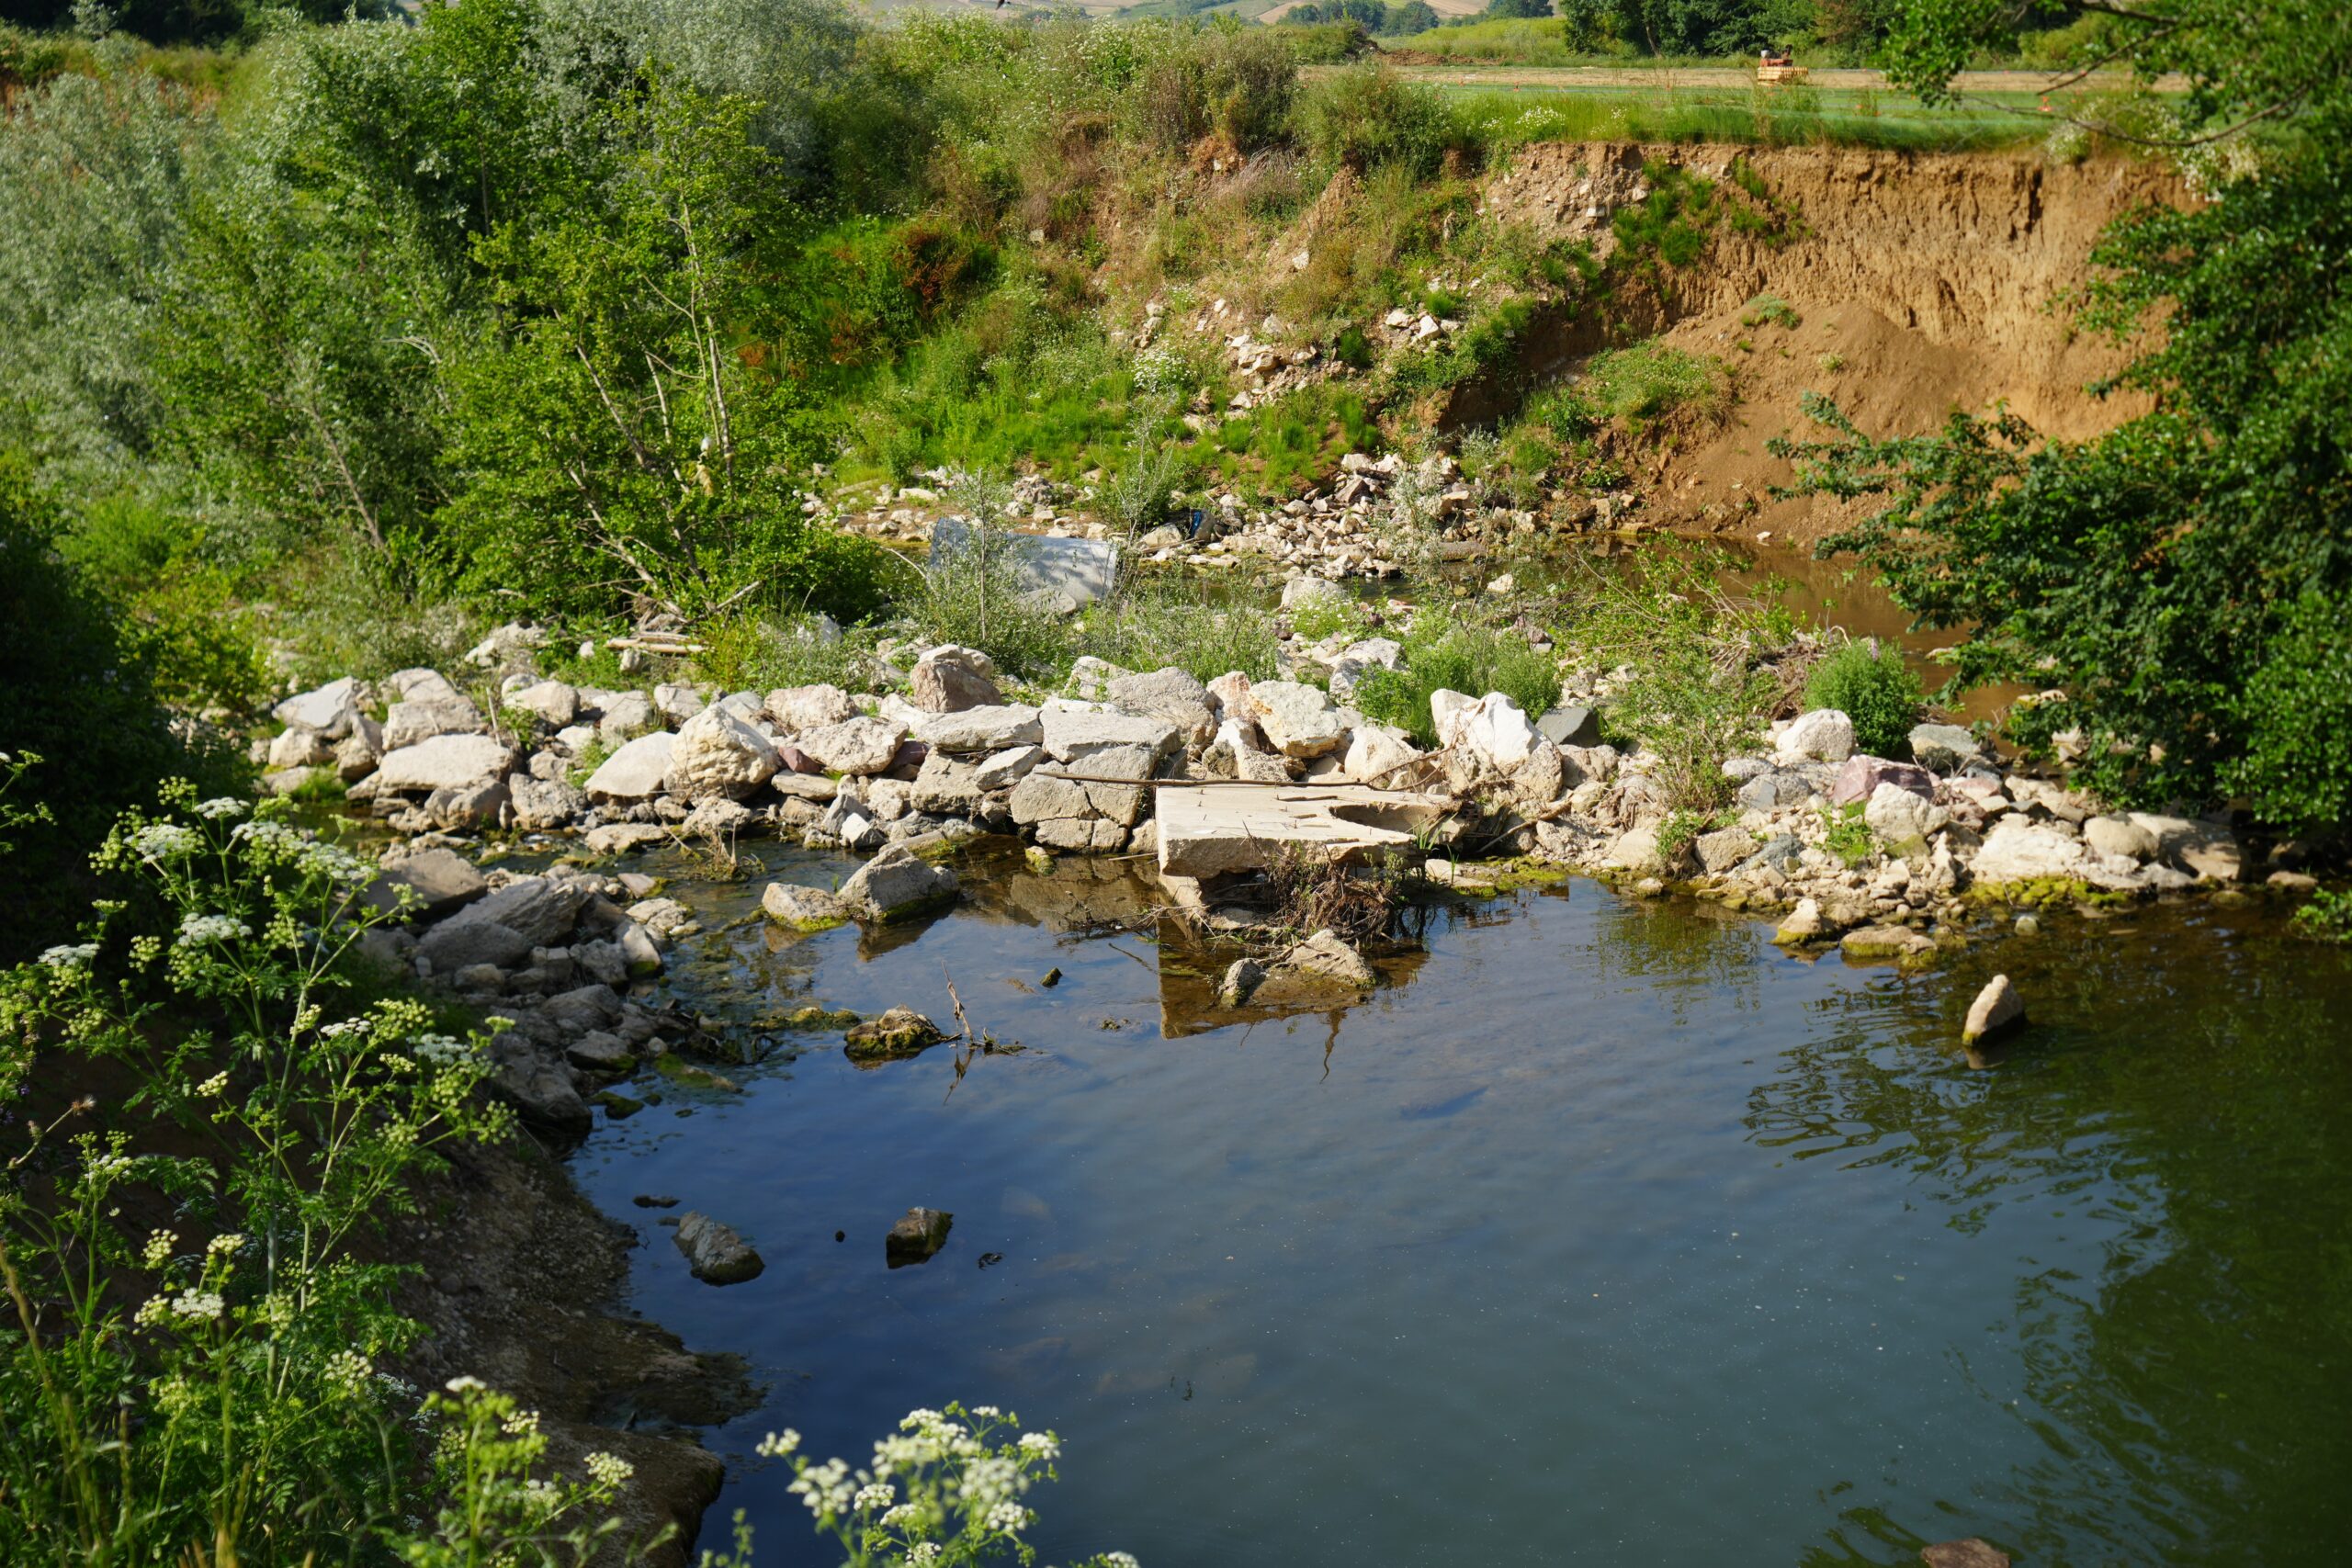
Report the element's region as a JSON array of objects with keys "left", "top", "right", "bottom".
[{"left": 1156, "top": 784, "right": 1453, "bottom": 879}]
